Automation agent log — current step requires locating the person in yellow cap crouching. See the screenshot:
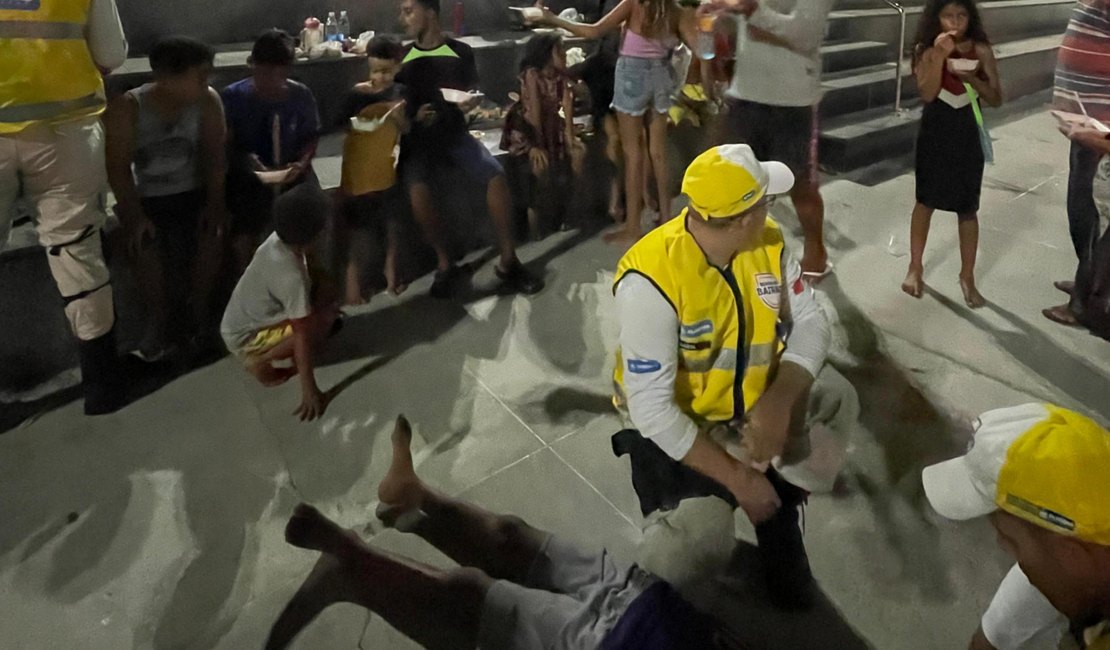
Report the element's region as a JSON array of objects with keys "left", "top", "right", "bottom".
[
  {"left": 612, "top": 144, "right": 850, "bottom": 609},
  {"left": 1, "top": 0, "right": 129, "bottom": 414},
  {"left": 923, "top": 403, "right": 1110, "bottom": 650}
]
